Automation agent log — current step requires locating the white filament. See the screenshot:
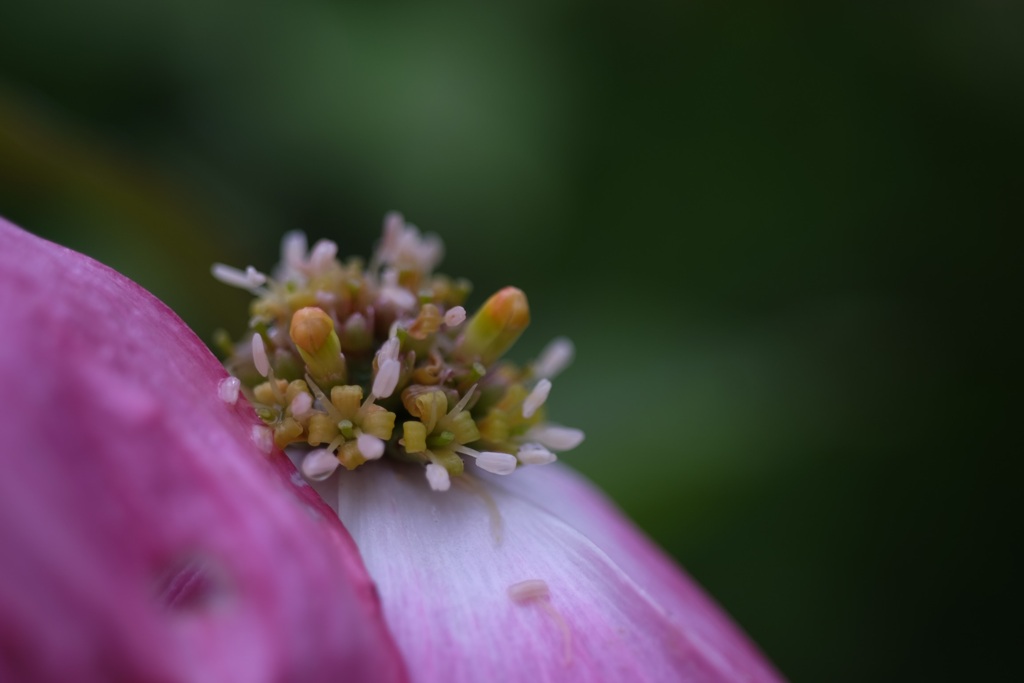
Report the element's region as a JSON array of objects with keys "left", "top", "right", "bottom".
[{"left": 448, "top": 384, "right": 477, "bottom": 417}]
